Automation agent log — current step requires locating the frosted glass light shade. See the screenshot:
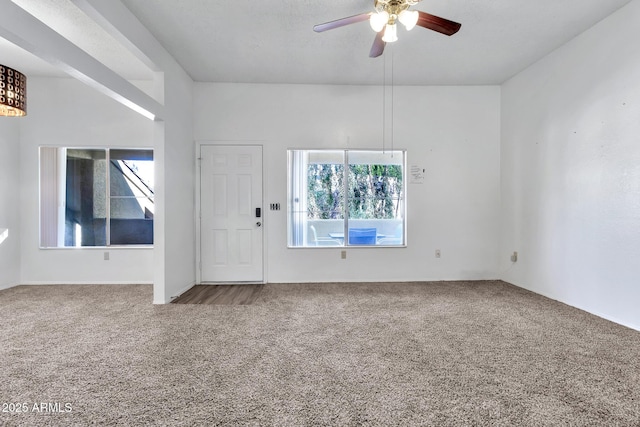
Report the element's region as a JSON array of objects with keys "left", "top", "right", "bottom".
[
  {"left": 398, "top": 10, "right": 419, "bottom": 31},
  {"left": 369, "top": 11, "right": 389, "bottom": 32},
  {"left": 382, "top": 23, "right": 398, "bottom": 42}
]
